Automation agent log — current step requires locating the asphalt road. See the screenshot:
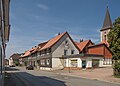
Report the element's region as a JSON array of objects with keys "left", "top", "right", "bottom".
[{"left": 5, "top": 67, "right": 120, "bottom": 86}]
